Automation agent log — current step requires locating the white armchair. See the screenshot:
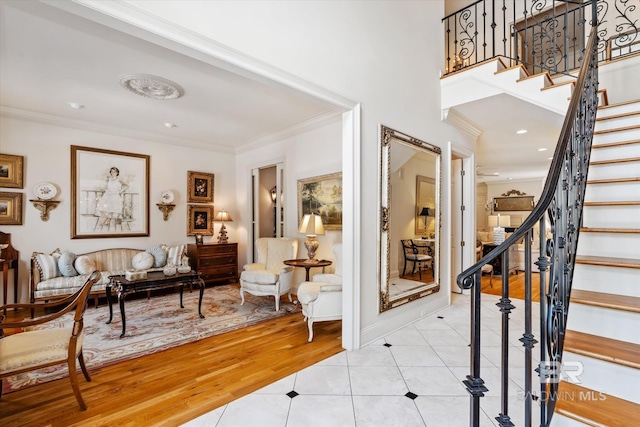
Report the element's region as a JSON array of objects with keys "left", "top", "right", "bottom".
[
  {"left": 297, "top": 243, "right": 342, "bottom": 342},
  {"left": 239, "top": 237, "right": 298, "bottom": 311}
]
